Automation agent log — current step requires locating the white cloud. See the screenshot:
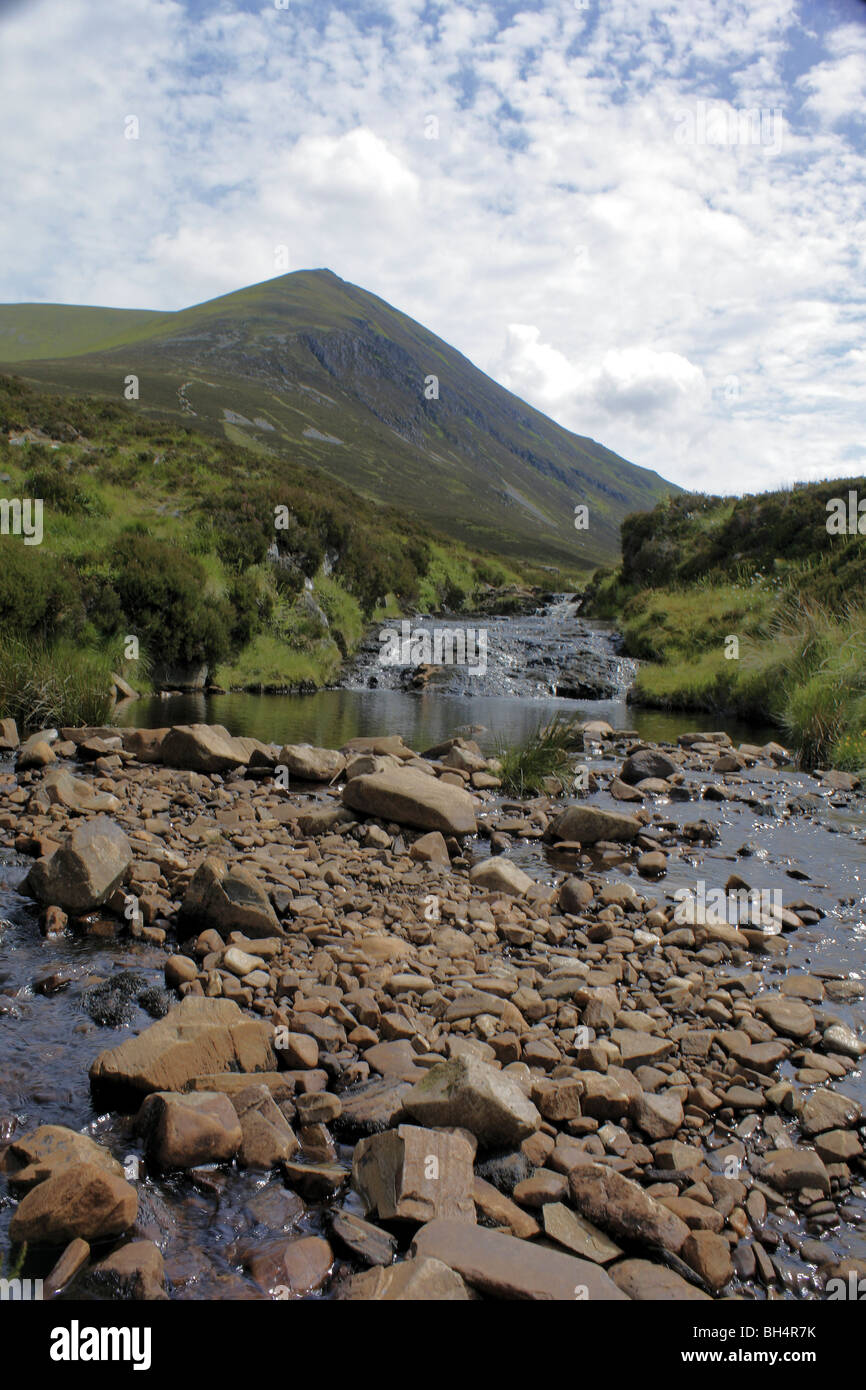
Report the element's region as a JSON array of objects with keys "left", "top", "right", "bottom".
[{"left": 0, "top": 0, "right": 863, "bottom": 496}]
